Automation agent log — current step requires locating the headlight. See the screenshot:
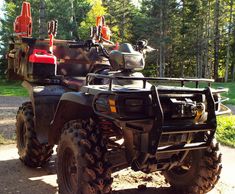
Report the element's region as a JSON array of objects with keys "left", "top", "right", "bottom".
[
  {"left": 124, "top": 54, "right": 145, "bottom": 70},
  {"left": 94, "top": 94, "right": 117, "bottom": 114}
]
